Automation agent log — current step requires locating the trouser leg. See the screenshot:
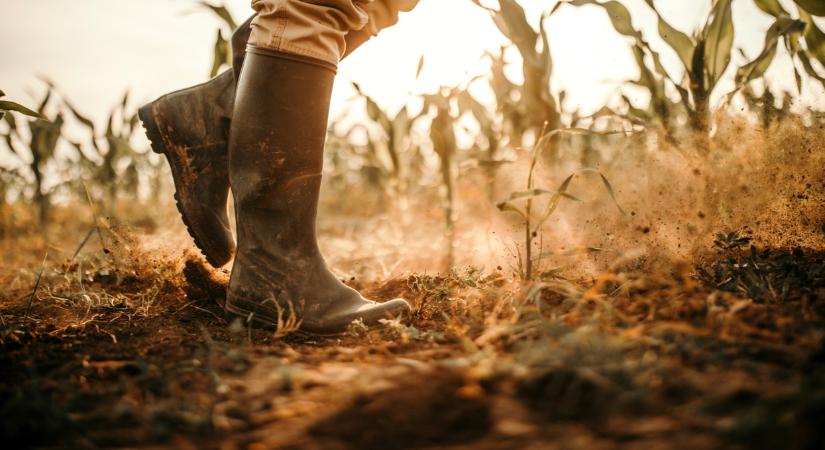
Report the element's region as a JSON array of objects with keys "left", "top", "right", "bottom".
[{"left": 248, "top": 0, "right": 419, "bottom": 67}]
